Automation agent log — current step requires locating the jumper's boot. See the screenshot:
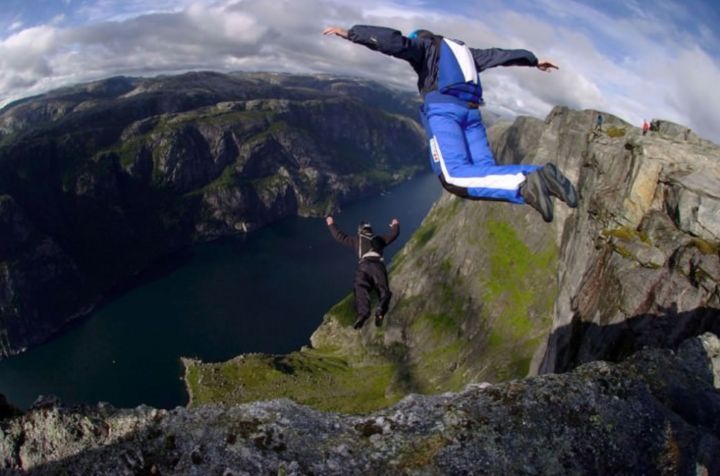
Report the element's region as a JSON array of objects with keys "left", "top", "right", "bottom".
[
  {"left": 374, "top": 311, "right": 384, "bottom": 327},
  {"left": 520, "top": 171, "right": 554, "bottom": 222},
  {"left": 353, "top": 315, "right": 369, "bottom": 330},
  {"left": 539, "top": 163, "right": 578, "bottom": 208}
]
